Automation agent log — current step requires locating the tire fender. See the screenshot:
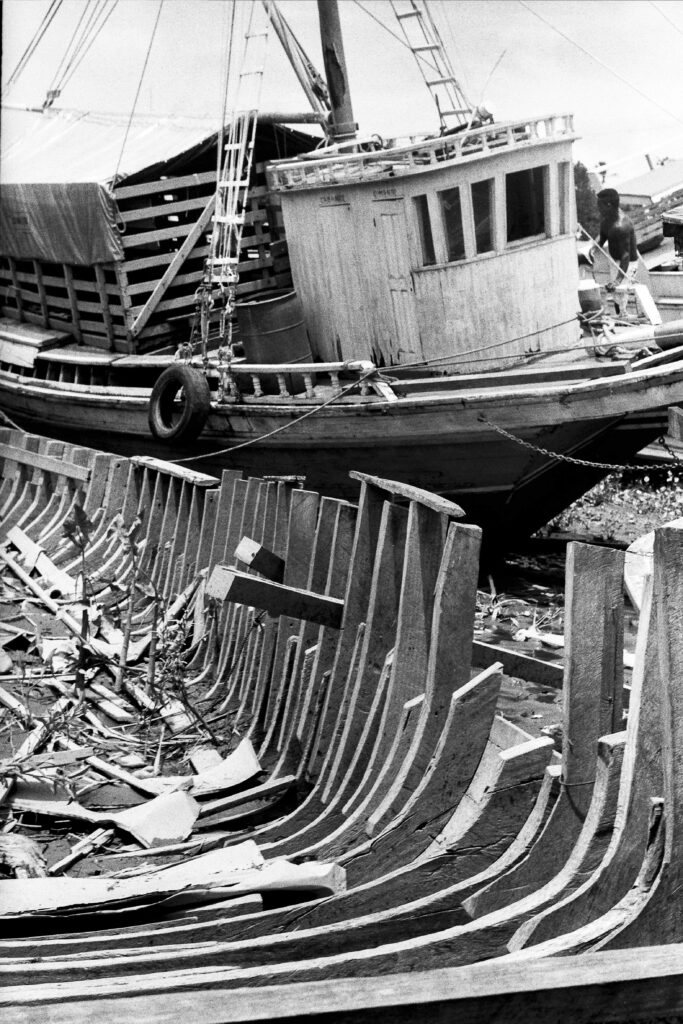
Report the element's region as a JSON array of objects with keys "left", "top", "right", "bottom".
[{"left": 148, "top": 364, "right": 211, "bottom": 444}]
